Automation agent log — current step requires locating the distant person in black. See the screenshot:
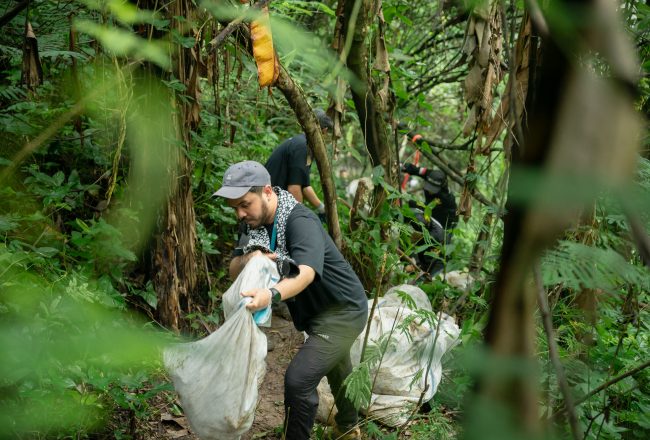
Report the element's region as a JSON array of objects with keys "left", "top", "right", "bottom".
[
  {"left": 214, "top": 161, "right": 366, "bottom": 440},
  {"left": 402, "top": 162, "right": 458, "bottom": 275},
  {"left": 264, "top": 109, "right": 333, "bottom": 221}
]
